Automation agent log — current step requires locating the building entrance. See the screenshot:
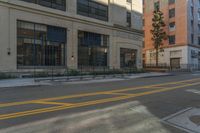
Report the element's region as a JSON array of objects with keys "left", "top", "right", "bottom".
[{"left": 170, "top": 58, "right": 180, "bottom": 69}]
